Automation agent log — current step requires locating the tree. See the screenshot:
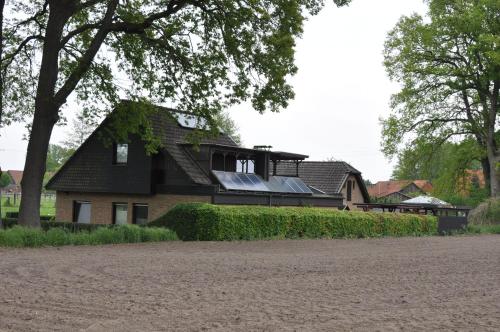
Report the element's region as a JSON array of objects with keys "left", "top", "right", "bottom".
[
  {"left": 45, "top": 144, "right": 74, "bottom": 172},
  {"left": 392, "top": 139, "right": 483, "bottom": 182},
  {"left": 215, "top": 111, "right": 242, "bottom": 145},
  {"left": 382, "top": 0, "right": 500, "bottom": 197},
  {"left": 62, "top": 114, "right": 94, "bottom": 150},
  {"left": 0, "top": 172, "right": 10, "bottom": 188},
  {"left": 392, "top": 139, "right": 485, "bottom": 199},
  {"left": 1, "top": 0, "right": 351, "bottom": 227}
]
